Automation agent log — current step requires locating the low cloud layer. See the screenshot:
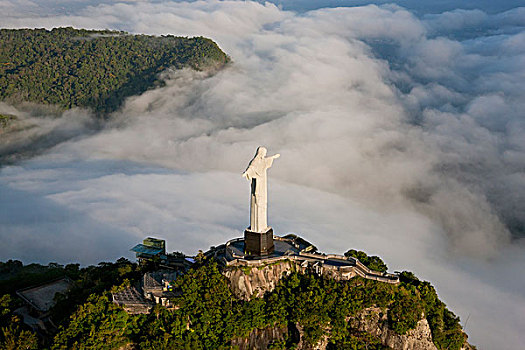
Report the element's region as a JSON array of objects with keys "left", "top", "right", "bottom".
[
  {"left": 0, "top": 103, "right": 96, "bottom": 164},
  {"left": 0, "top": 1, "right": 524, "bottom": 348}
]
